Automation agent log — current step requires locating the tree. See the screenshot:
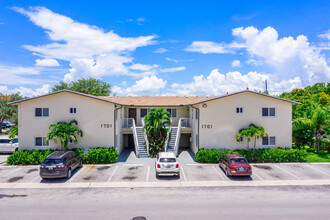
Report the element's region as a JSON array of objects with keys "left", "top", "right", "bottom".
[
  {"left": 312, "top": 106, "right": 329, "bottom": 153},
  {"left": 143, "top": 107, "right": 171, "bottom": 157},
  {"left": 292, "top": 118, "right": 314, "bottom": 147},
  {"left": 9, "top": 126, "right": 18, "bottom": 140},
  {"left": 237, "top": 128, "right": 253, "bottom": 150},
  {"left": 0, "top": 93, "right": 23, "bottom": 133},
  {"left": 237, "top": 123, "right": 268, "bottom": 151},
  {"left": 46, "top": 119, "right": 83, "bottom": 149},
  {"left": 52, "top": 78, "right": 111, "bottom": 96}
]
